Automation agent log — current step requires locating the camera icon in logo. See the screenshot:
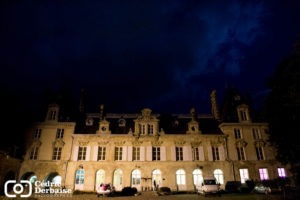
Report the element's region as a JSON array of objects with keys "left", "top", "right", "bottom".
[{"left": 4, "top": 180, "right": 32, "bottom": 198}]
